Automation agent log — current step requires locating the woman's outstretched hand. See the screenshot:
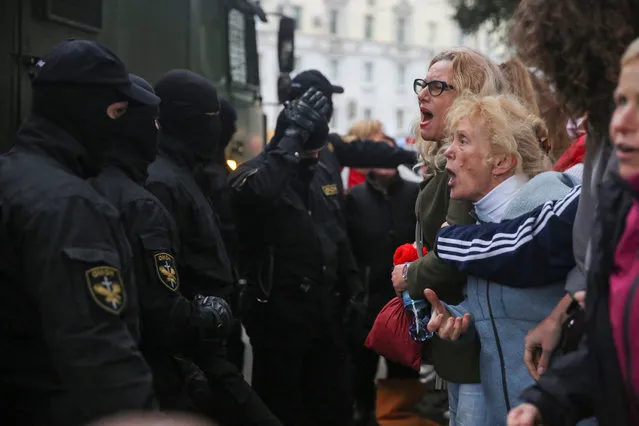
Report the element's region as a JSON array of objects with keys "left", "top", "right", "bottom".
[
  {"left": 507, "top": 403, "right": 543, "bottom": 426},
  {"left": 424, "top": 288, "right": 471, "bottom": 340}
]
